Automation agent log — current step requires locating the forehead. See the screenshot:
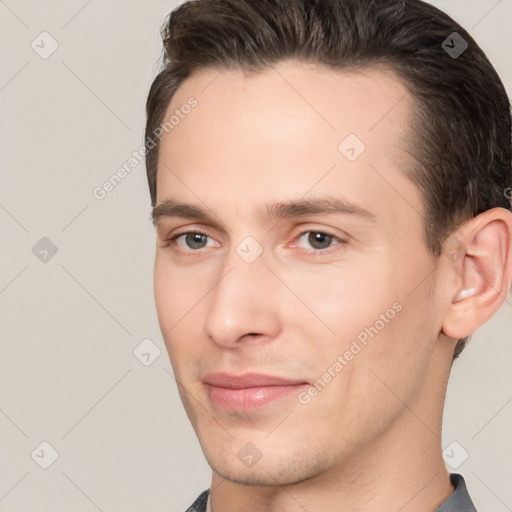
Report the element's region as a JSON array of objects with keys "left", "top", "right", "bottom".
[{"left": 155, "top": 61, "right": 421, "bottom": 227}]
